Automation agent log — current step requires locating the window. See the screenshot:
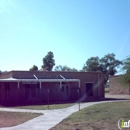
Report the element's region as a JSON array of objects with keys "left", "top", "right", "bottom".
[
  {"left": 86, "top": 83, "right": 93, "bottom": 96},
  {"left": 61, "top": 85, "right": 69, "bottom": 94}
]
